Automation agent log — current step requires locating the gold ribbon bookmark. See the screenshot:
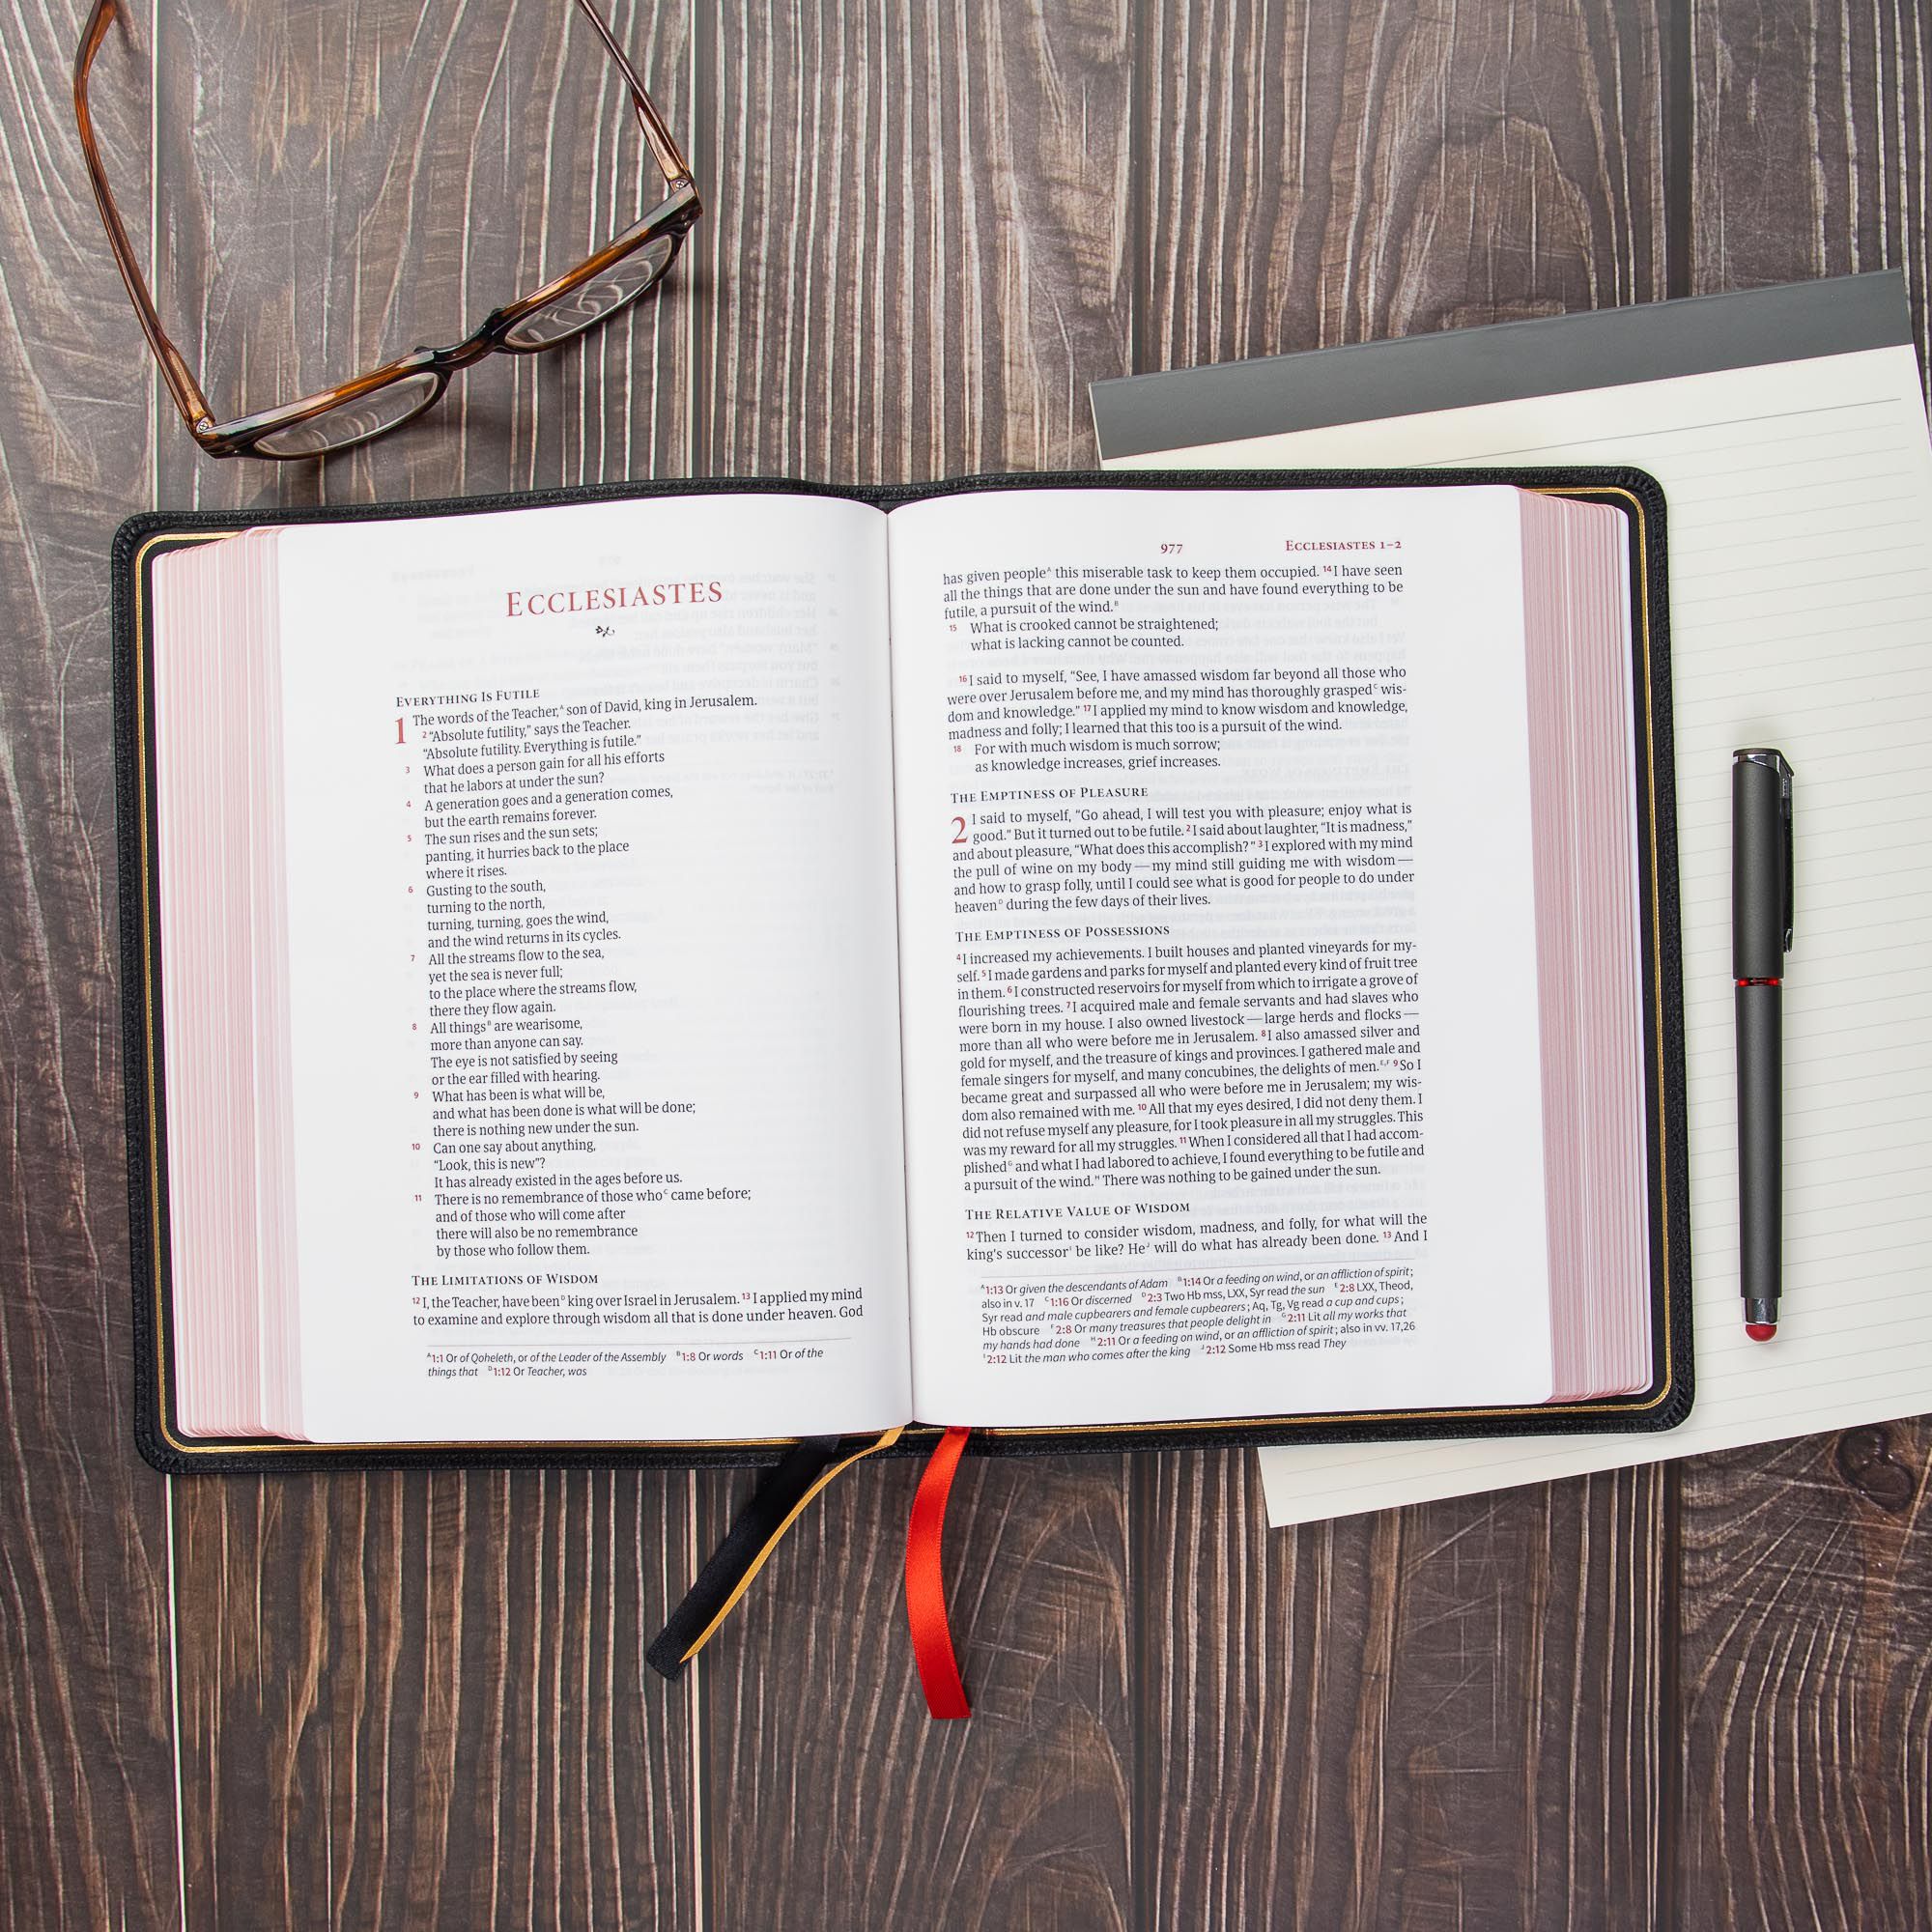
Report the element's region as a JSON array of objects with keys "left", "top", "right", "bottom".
[{"left": 646, "top": 1425, "right": 904, "bottom": 1677}]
